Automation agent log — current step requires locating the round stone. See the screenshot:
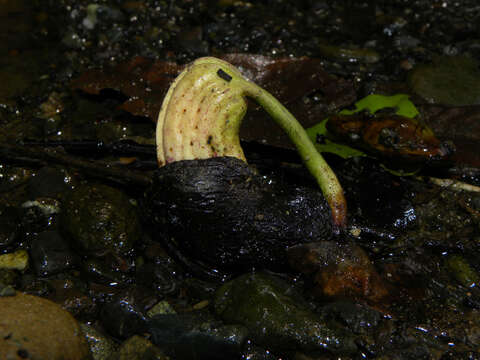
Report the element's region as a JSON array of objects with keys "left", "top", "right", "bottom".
[{"left": 0, "top": 292, "right": 92, "bottom": 360}]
